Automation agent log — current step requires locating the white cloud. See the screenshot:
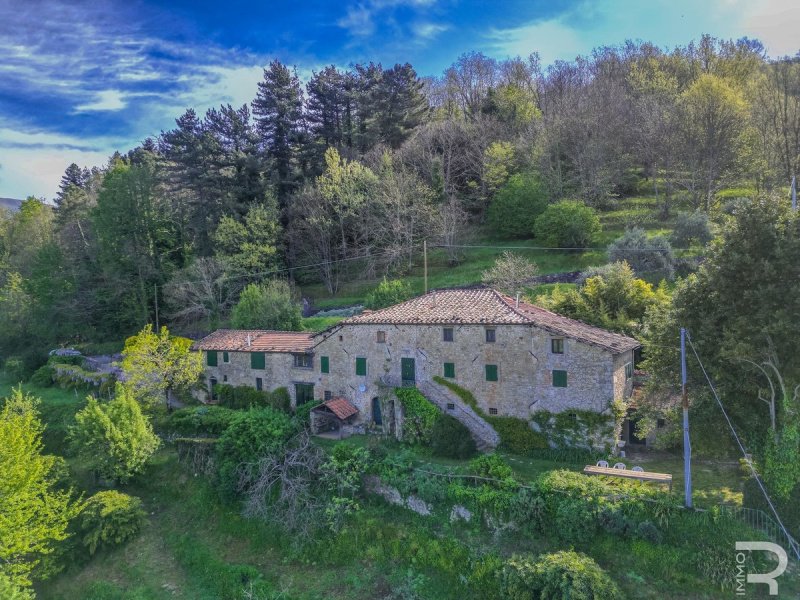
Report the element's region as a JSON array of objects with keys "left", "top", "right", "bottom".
[
  {"left": 413, "top": 22, "right": 449, "bottom": 41},
  {"left": 486, "top": 18, "right": 587, "bottom": 65},
  {"left": 74, "top": 90, "right": 127, "bottom": 112}
]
